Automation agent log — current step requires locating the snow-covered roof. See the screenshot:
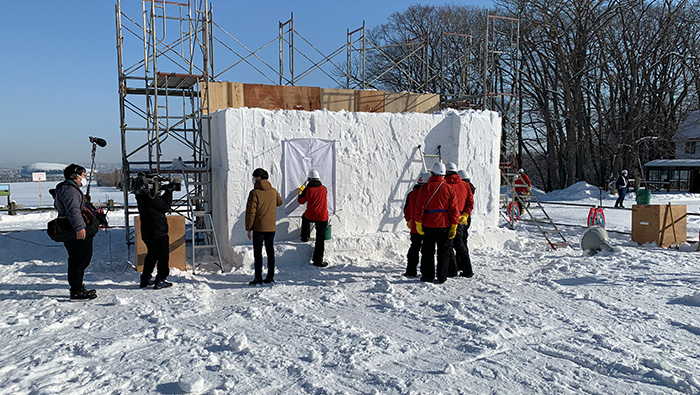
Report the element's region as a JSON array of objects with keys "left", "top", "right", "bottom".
[
  {"left": 671, "top": 110, "right": 700, "bottom": 141},
  {"left": 644, "top": 159, "right": 700, "bottom": 168}
]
